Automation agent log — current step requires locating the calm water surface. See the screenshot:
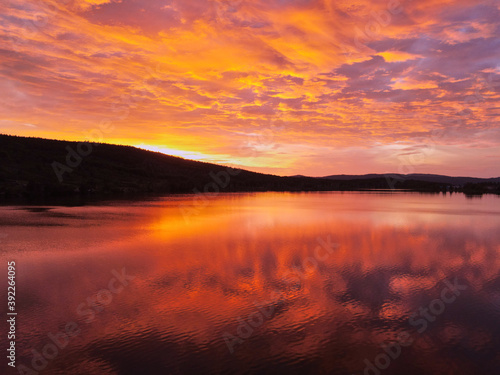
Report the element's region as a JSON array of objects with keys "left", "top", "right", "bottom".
[{"left": 1, "top": 192, "right": 500, "bottom": 375}]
